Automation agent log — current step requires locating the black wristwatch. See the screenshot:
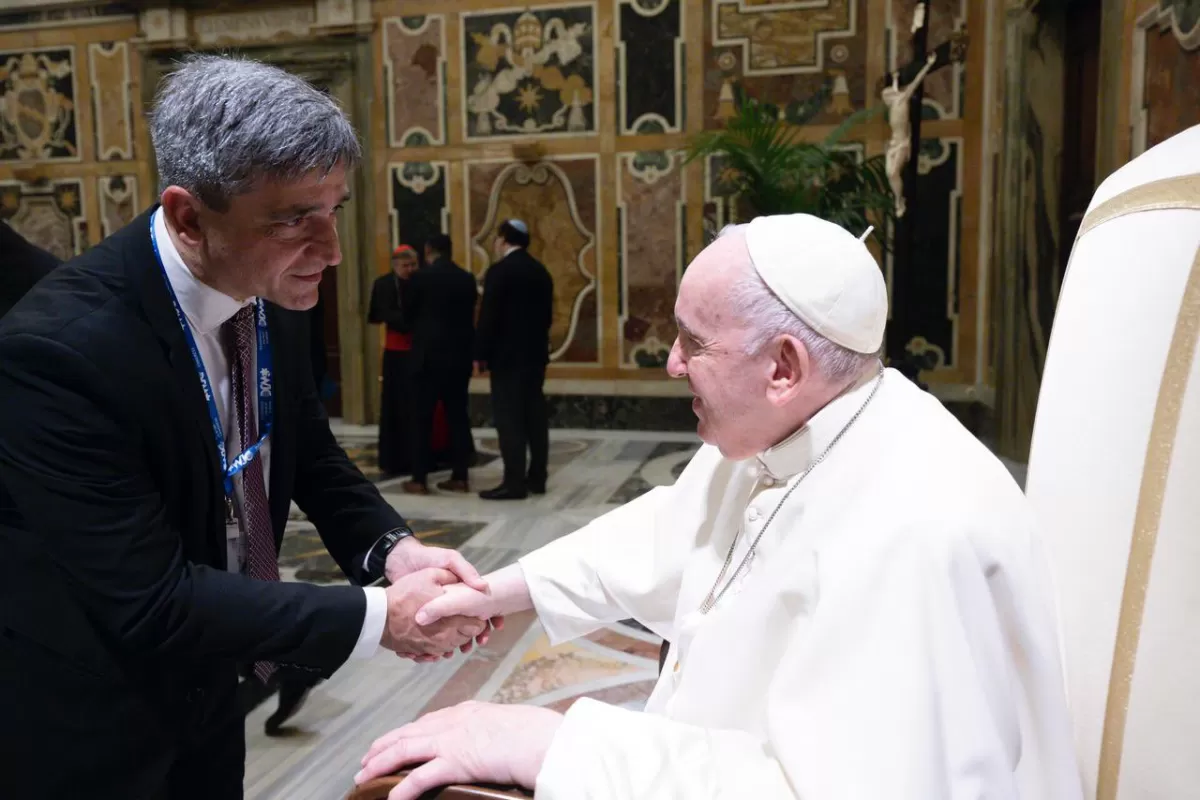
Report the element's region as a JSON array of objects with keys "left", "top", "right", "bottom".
[{"left": 366, "top": 525, "right": 415, "bottom": 579}]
